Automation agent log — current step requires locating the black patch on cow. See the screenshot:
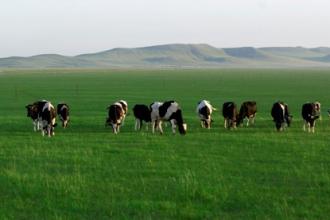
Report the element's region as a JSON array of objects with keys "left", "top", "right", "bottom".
[
  {"left": 199, "top": 106, "right": 210, "bottom": 119},
  {"left": 133, "top": 104, "right": 151, "bottom": 122},
  {"left": 172, "top": 109, "right": 186, "bottom": 135},
  {"left": 159, "top": 101, "right": 175, "bottom": 118},
  {"left": 107, "top": 104, "right": 123, "bottom": 124}
]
